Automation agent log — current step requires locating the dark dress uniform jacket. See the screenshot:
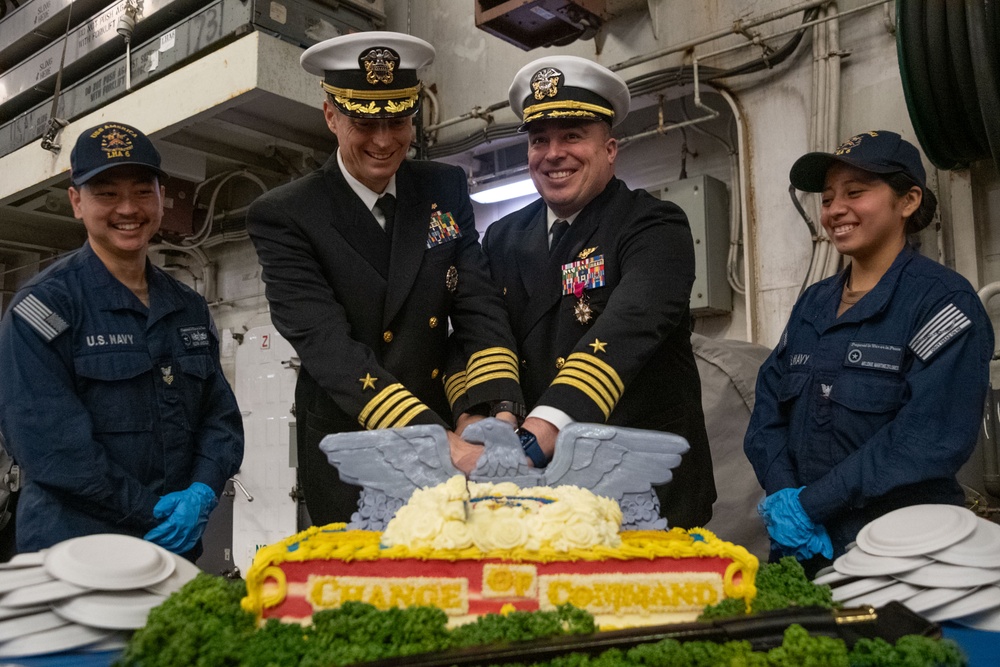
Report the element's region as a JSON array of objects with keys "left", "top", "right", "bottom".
[
  {"left": 247, "top": 155, "right": 521, "bottom": 525},
  {"left": 482, "top": 177, "right": 716, "bottom": 529},
  {"left": 744, "top": 246, "right": 993, "bottom": 555},
  {"left": 0, "top": 243, "right": 244, "bottom": 552}
]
